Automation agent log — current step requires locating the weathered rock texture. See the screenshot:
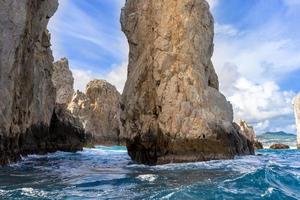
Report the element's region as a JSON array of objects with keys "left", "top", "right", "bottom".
[
  {"left": 68, "top": 80, "right": 124, "bottom": 145},
  {"left": 238, "top": 120, "right": 263, "bottom": 149},
  {"left": 238, "top": 121, "right": 256, "bottom": 143},
  {"left": 121, "top": 0, "right": 254, "bottom": 165},
  {"left": 0, "top": 0, "right": 84, "bottom": 165},
  {"left": 294, "top": 93, "right": 300, "bottom": 149},
  {"left": 52, "top": 58, "right": 74, "bottom": 104}
]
